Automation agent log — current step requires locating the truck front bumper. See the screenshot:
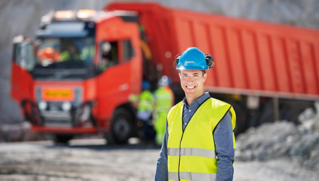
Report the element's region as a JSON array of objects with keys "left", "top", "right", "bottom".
[{"left": 31, "top": 126, "right": 98, "bottom": 134}]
